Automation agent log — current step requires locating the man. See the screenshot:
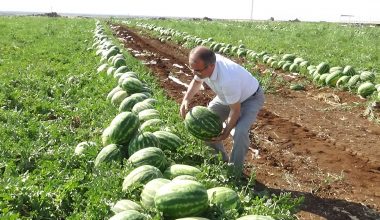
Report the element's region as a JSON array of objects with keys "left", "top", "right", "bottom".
[{"left": 180, "top": 46, "right": 265, "bottom": 174}]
